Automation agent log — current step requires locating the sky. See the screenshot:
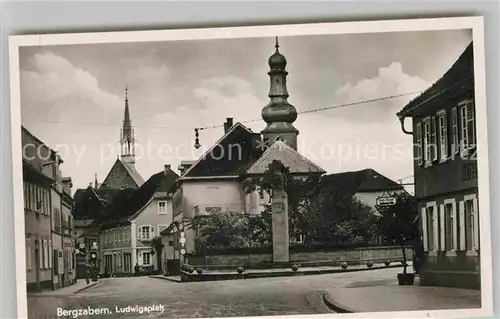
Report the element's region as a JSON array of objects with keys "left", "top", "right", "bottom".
[{"left": 19, "top": 28, "right": 472, "bottom": 193}]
